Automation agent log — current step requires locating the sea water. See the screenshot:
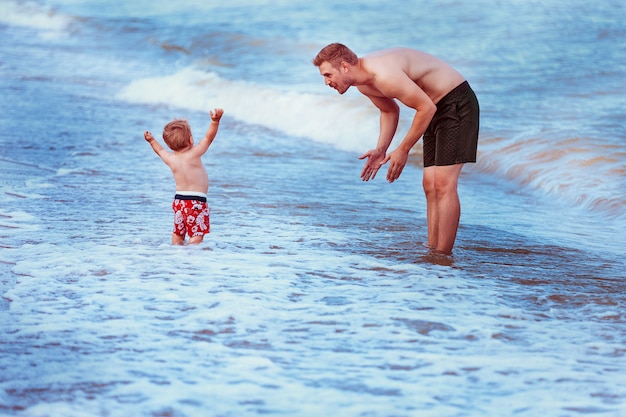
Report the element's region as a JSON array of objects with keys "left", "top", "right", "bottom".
[{"left": 0, "top": 1, "right": 625, "bottom": 416}]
